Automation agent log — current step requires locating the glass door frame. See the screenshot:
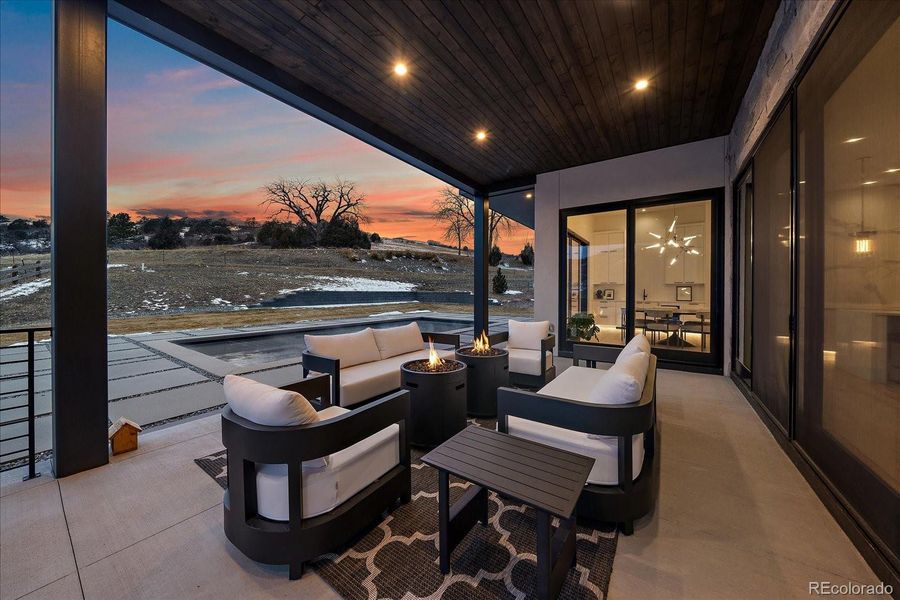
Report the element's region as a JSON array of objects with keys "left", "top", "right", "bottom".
[{"left": 558, "top": 187, "right": 725, "bottom": 373}]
